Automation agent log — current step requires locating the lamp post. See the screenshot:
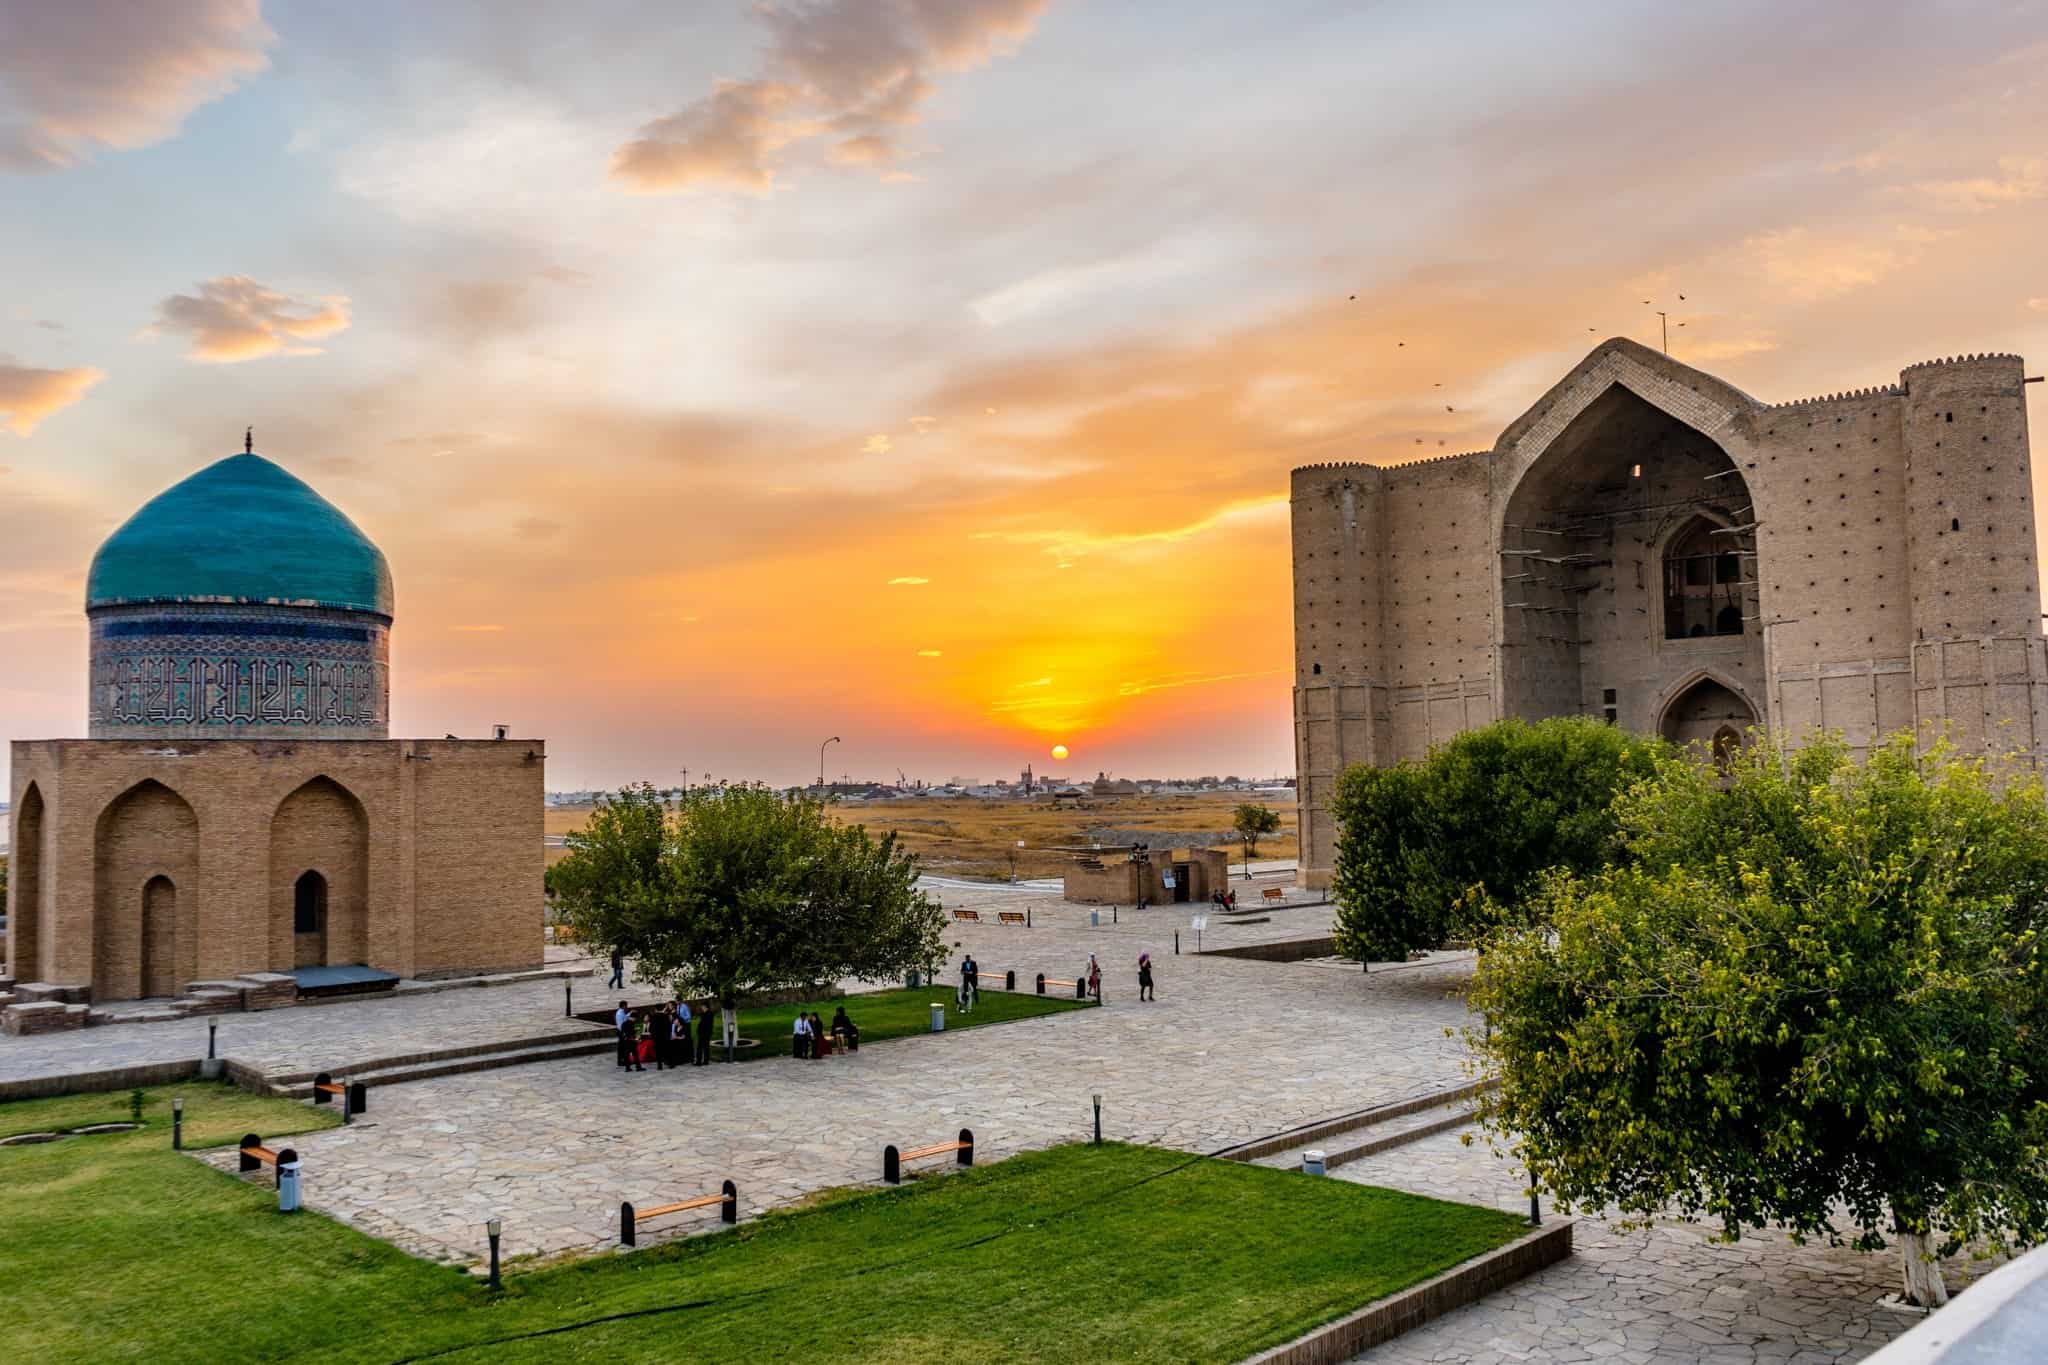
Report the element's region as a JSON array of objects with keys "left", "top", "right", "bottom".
[
  {"left": 819, "top": 736, "right": 841, "bottom": 792},
  {"left": 1010, "top": 839, "right": 1023, "bottom": 884},
  {"left": 486, "top": 1217, "right": 503, "bottom": 1291},
  {"left": 1092, "top": 1092, "right": 1103, "bottom": 1145},
  {"left": 172, "top": 1094, "right": 183, "bottom": 1151}
]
